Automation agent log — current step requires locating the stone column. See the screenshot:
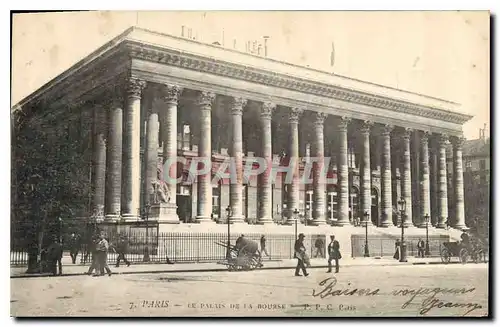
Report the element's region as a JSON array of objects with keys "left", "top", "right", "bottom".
[
  {"left": 334, "top": 117, "right": 350, "bottom": 226},
  {"left": 122, "top": 77, "right": 146, "bottom": 219},
  {"left": 419, "top": 131, "right": 431, "bottom": 227},
  {"left": 360, "top": 121, "right": 372, "bottom": 223},
  {"left": 195, "top": 91, "right": 216, "bottom": 223},
  {"left": 286, "top": 107, "right": 303, "bottom": 223},
  {"left": 257, "top": 102, "right": 275, "bottom": 224},
  {"left": 451, "top": 136, "right": 466, "bottom": 229},
  {"left": 429, "top": 140, "right": 439, "bottom": 226},
  {"left": 144, "top": 101, "right": 159, "bottom": 204},
  {"left": 311, "top": 112, "right": 327, "bottom": 225},
  {"left": 158, "top": 84, "right": 182, "bottom": 223},
  {"left": 229, "top": 97, "right": 247, "bottom": 223},
  {"left": 105, "top": 95, "right": 124, "bottom": 219},
  {"left": 91, "top": 107, "right": 107, "bottom": 217},
  {"left": 380, "top": 125, "right": 393, "bottom": 227},
  {"left": 401, "top": 128, "right": 413, "bottom": 227},
  {"left": 436, "top": 134, "right": 449, "bottom": 228}
]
